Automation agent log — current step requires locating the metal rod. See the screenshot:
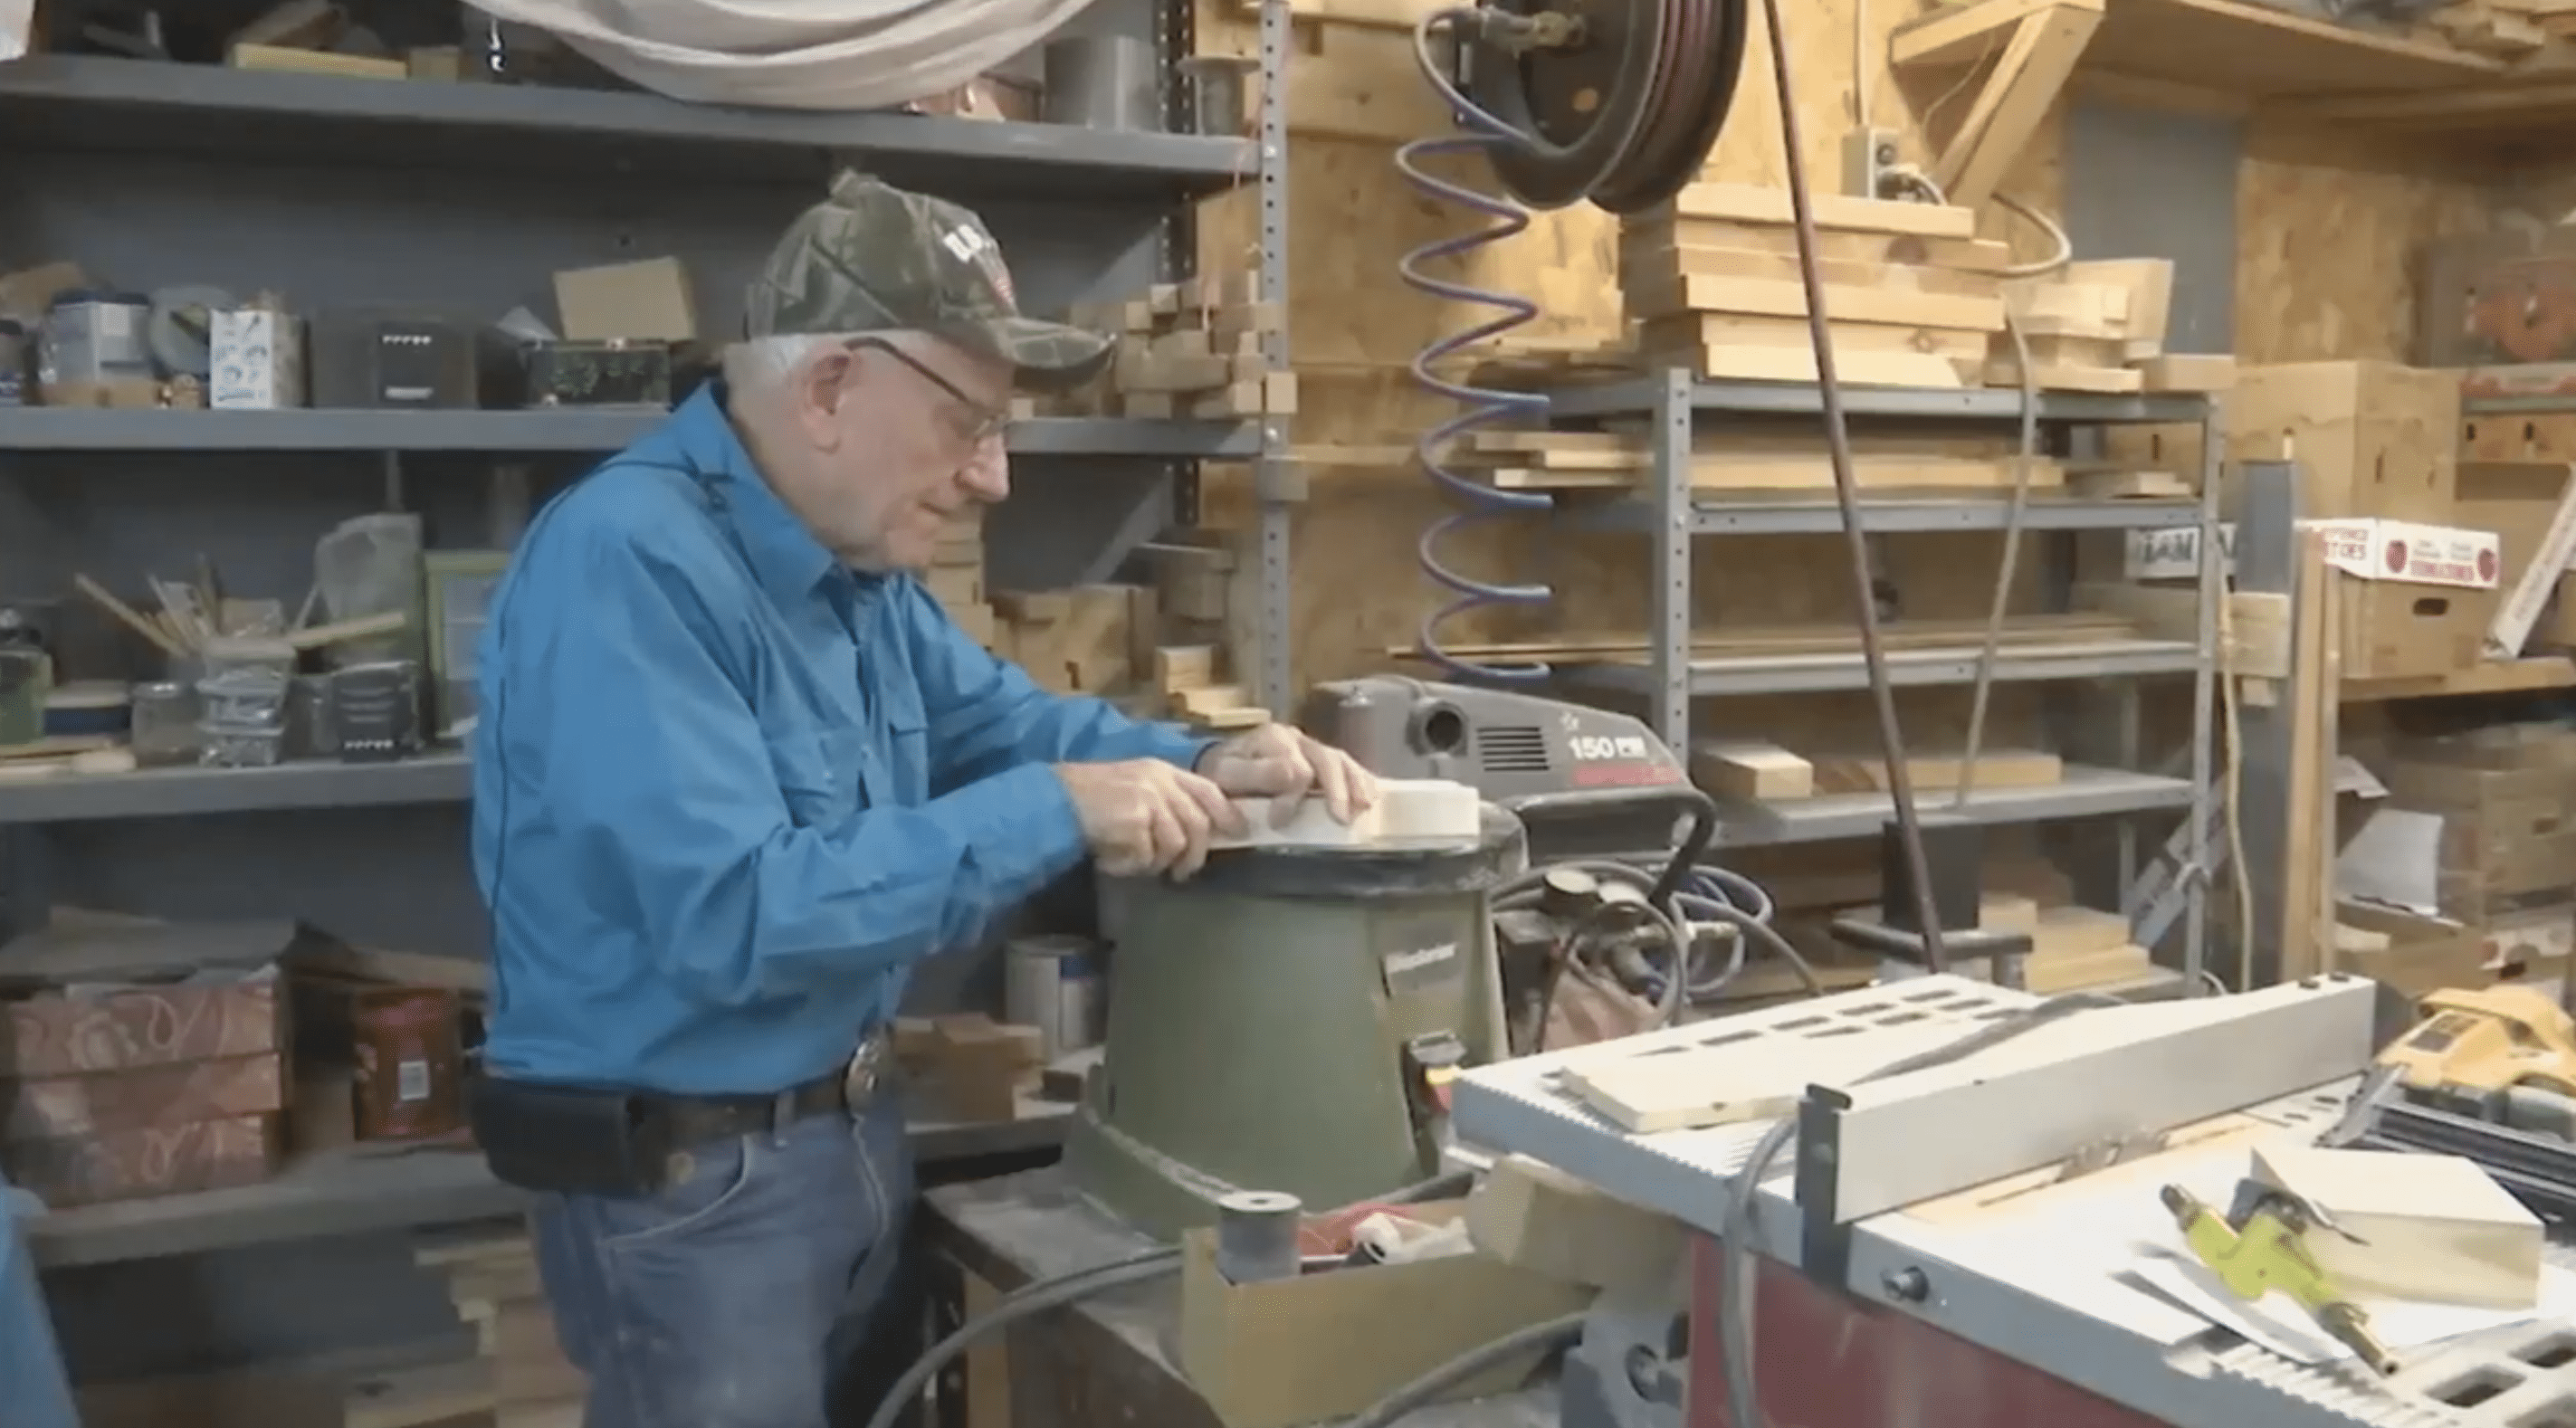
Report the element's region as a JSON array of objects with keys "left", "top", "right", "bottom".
[{"left": 1759, "top": 0, "right": 1945, "bottom": 972}]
